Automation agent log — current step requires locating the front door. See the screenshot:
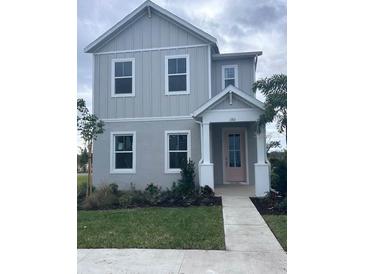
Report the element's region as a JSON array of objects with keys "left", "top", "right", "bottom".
[{"left": 223, "top": 128, "right": 246, "bottom": 183}]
